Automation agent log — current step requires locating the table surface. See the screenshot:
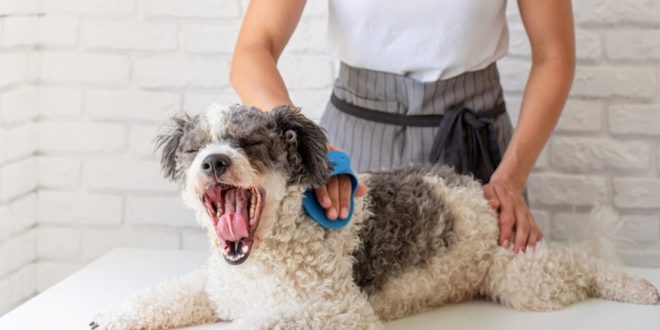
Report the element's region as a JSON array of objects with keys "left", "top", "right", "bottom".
[{"left": 1, "top": 248, "right": 659, "bottom": 330}]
